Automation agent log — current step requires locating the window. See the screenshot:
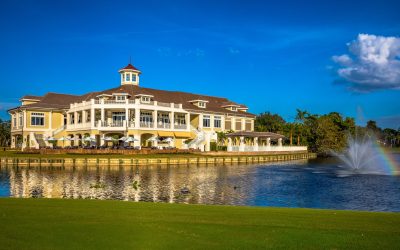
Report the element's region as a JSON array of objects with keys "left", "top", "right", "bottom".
[
  {"left": 86, "top": 111, "right": 91, "bottom": 123},
  {"left": 19, "top": 114, "right": 23, "bottom": 127},
  {"left": 116, "top": 95, "right": 126, "bottom": 102},
  {"left": 13, "top": 117, "right": 16, "bottom": 128},
  {"left": 69, "top": 113, "right": 75, "bottom": 124},
  {"left": 198, "top": 102, "right": 206, "bottom": 108},
  {"left": 203, "top": 115, "right": 210, "bottom": 127},
  {"left": 140, "top": 111, "right": 153, "bottom": 125},
  {"left": 31, "top": 112, "right": 44, "bottom": 126},
  {"left": 214, "top": 116, "right": 221, "bottom": 128},
  {"left": 157, "top": 113, "right": 170, "bottom": 124},
  {"left": 175, "top": 114, "right": 186, "bottom": 125},
  {"left": 132, "top": 74, "right": 137, "bottom": 82},
  {"left": 77, "top": 113, "right": 82, "bottom": 123},
  {"left": 231, "top": 106, "right": 237, "bottom": 111},
  {"left": 112, "top": 112, "right": 125, "bottom": 122},
  {"left": 126, "top": 74, "right": 130, "bottom": 81},
  {"left": 141, "top": 96, "right": 151, "bottom": 103}
]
